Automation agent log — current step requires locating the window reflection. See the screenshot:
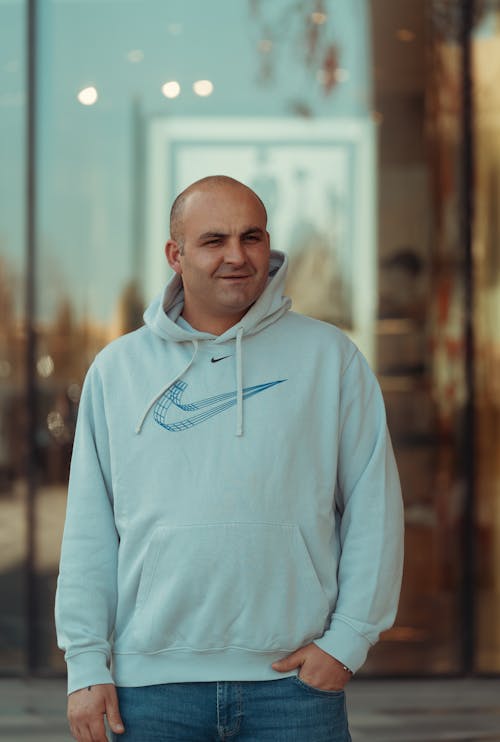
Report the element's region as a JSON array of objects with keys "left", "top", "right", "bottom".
[
  {"left": 472, "top": 4, "right": 500, "bottom": 673},
  {"left": 0, "top": 0, "right": 27, "bottom": 672},
  {"left": 367, "top": 0, "right": 467, "bottom": 674}
]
